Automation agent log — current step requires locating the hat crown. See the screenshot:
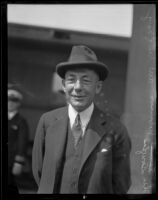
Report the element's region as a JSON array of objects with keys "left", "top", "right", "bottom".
[
  {"left": 8, "top": 89, "right": 23, "bottom": 100},
  {"left": 8, "top": 83, "right": 23, "bottom": 100},
  {"left": 56, "top": 45, "right": 109, "bottom": 80},
  {"left": 68, "top": 45, "right": 98, "bottom": 63}
]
